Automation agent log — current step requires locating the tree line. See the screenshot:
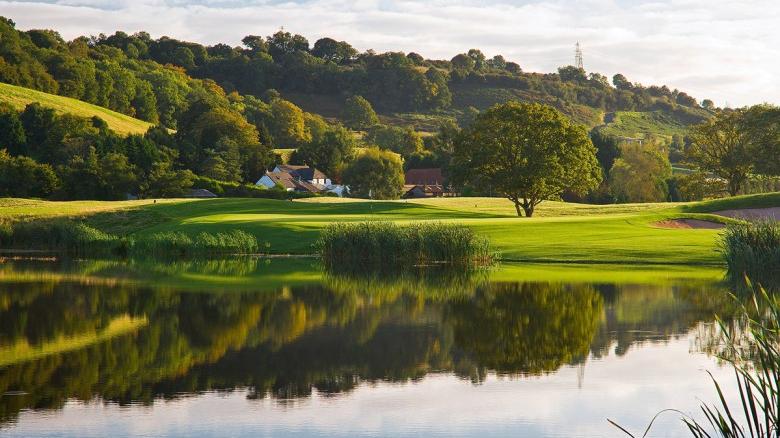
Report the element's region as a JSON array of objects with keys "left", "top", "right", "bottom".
[{"left": 0, "top": 16, "right": 711, "bottom": 125}]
